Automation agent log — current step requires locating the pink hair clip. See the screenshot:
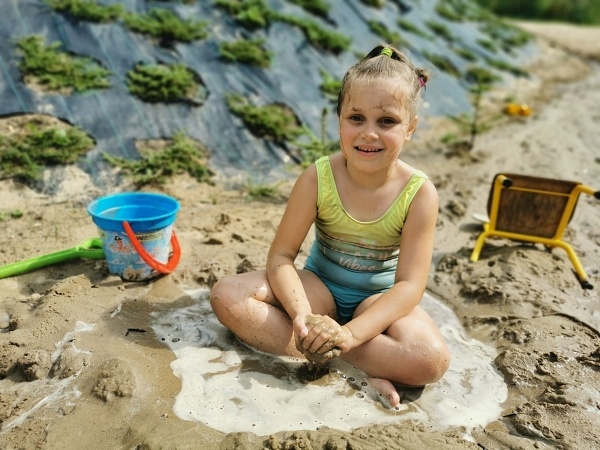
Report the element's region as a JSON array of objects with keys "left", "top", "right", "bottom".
[{"left": 418, "top": 77, "right": 426, "bottom": 88}]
